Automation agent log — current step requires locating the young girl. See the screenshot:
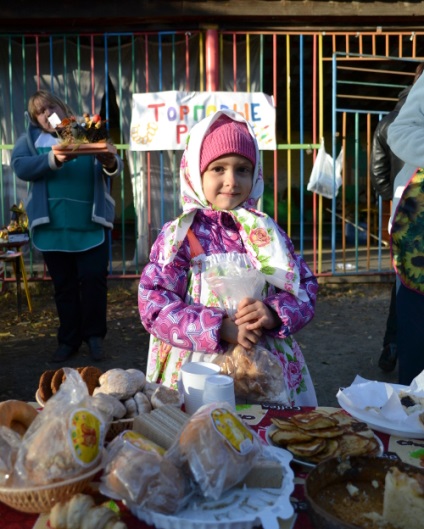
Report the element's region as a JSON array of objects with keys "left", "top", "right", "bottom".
[{"left": 138, "top": 109, "right": 318, "bottom": 406}]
